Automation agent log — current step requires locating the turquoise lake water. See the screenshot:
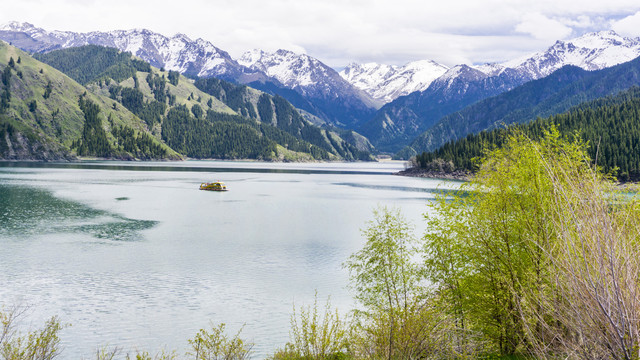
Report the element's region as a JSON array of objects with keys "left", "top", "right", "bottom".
[{"left": 0, "top": 161, "right": 459, "bottom": 358}]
